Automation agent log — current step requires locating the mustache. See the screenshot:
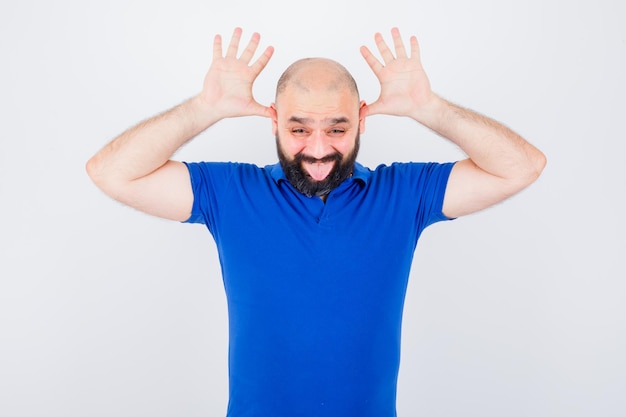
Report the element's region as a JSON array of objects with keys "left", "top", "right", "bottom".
[{"left": 294, "top": 152, "right": 342, "bottom": 164}]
